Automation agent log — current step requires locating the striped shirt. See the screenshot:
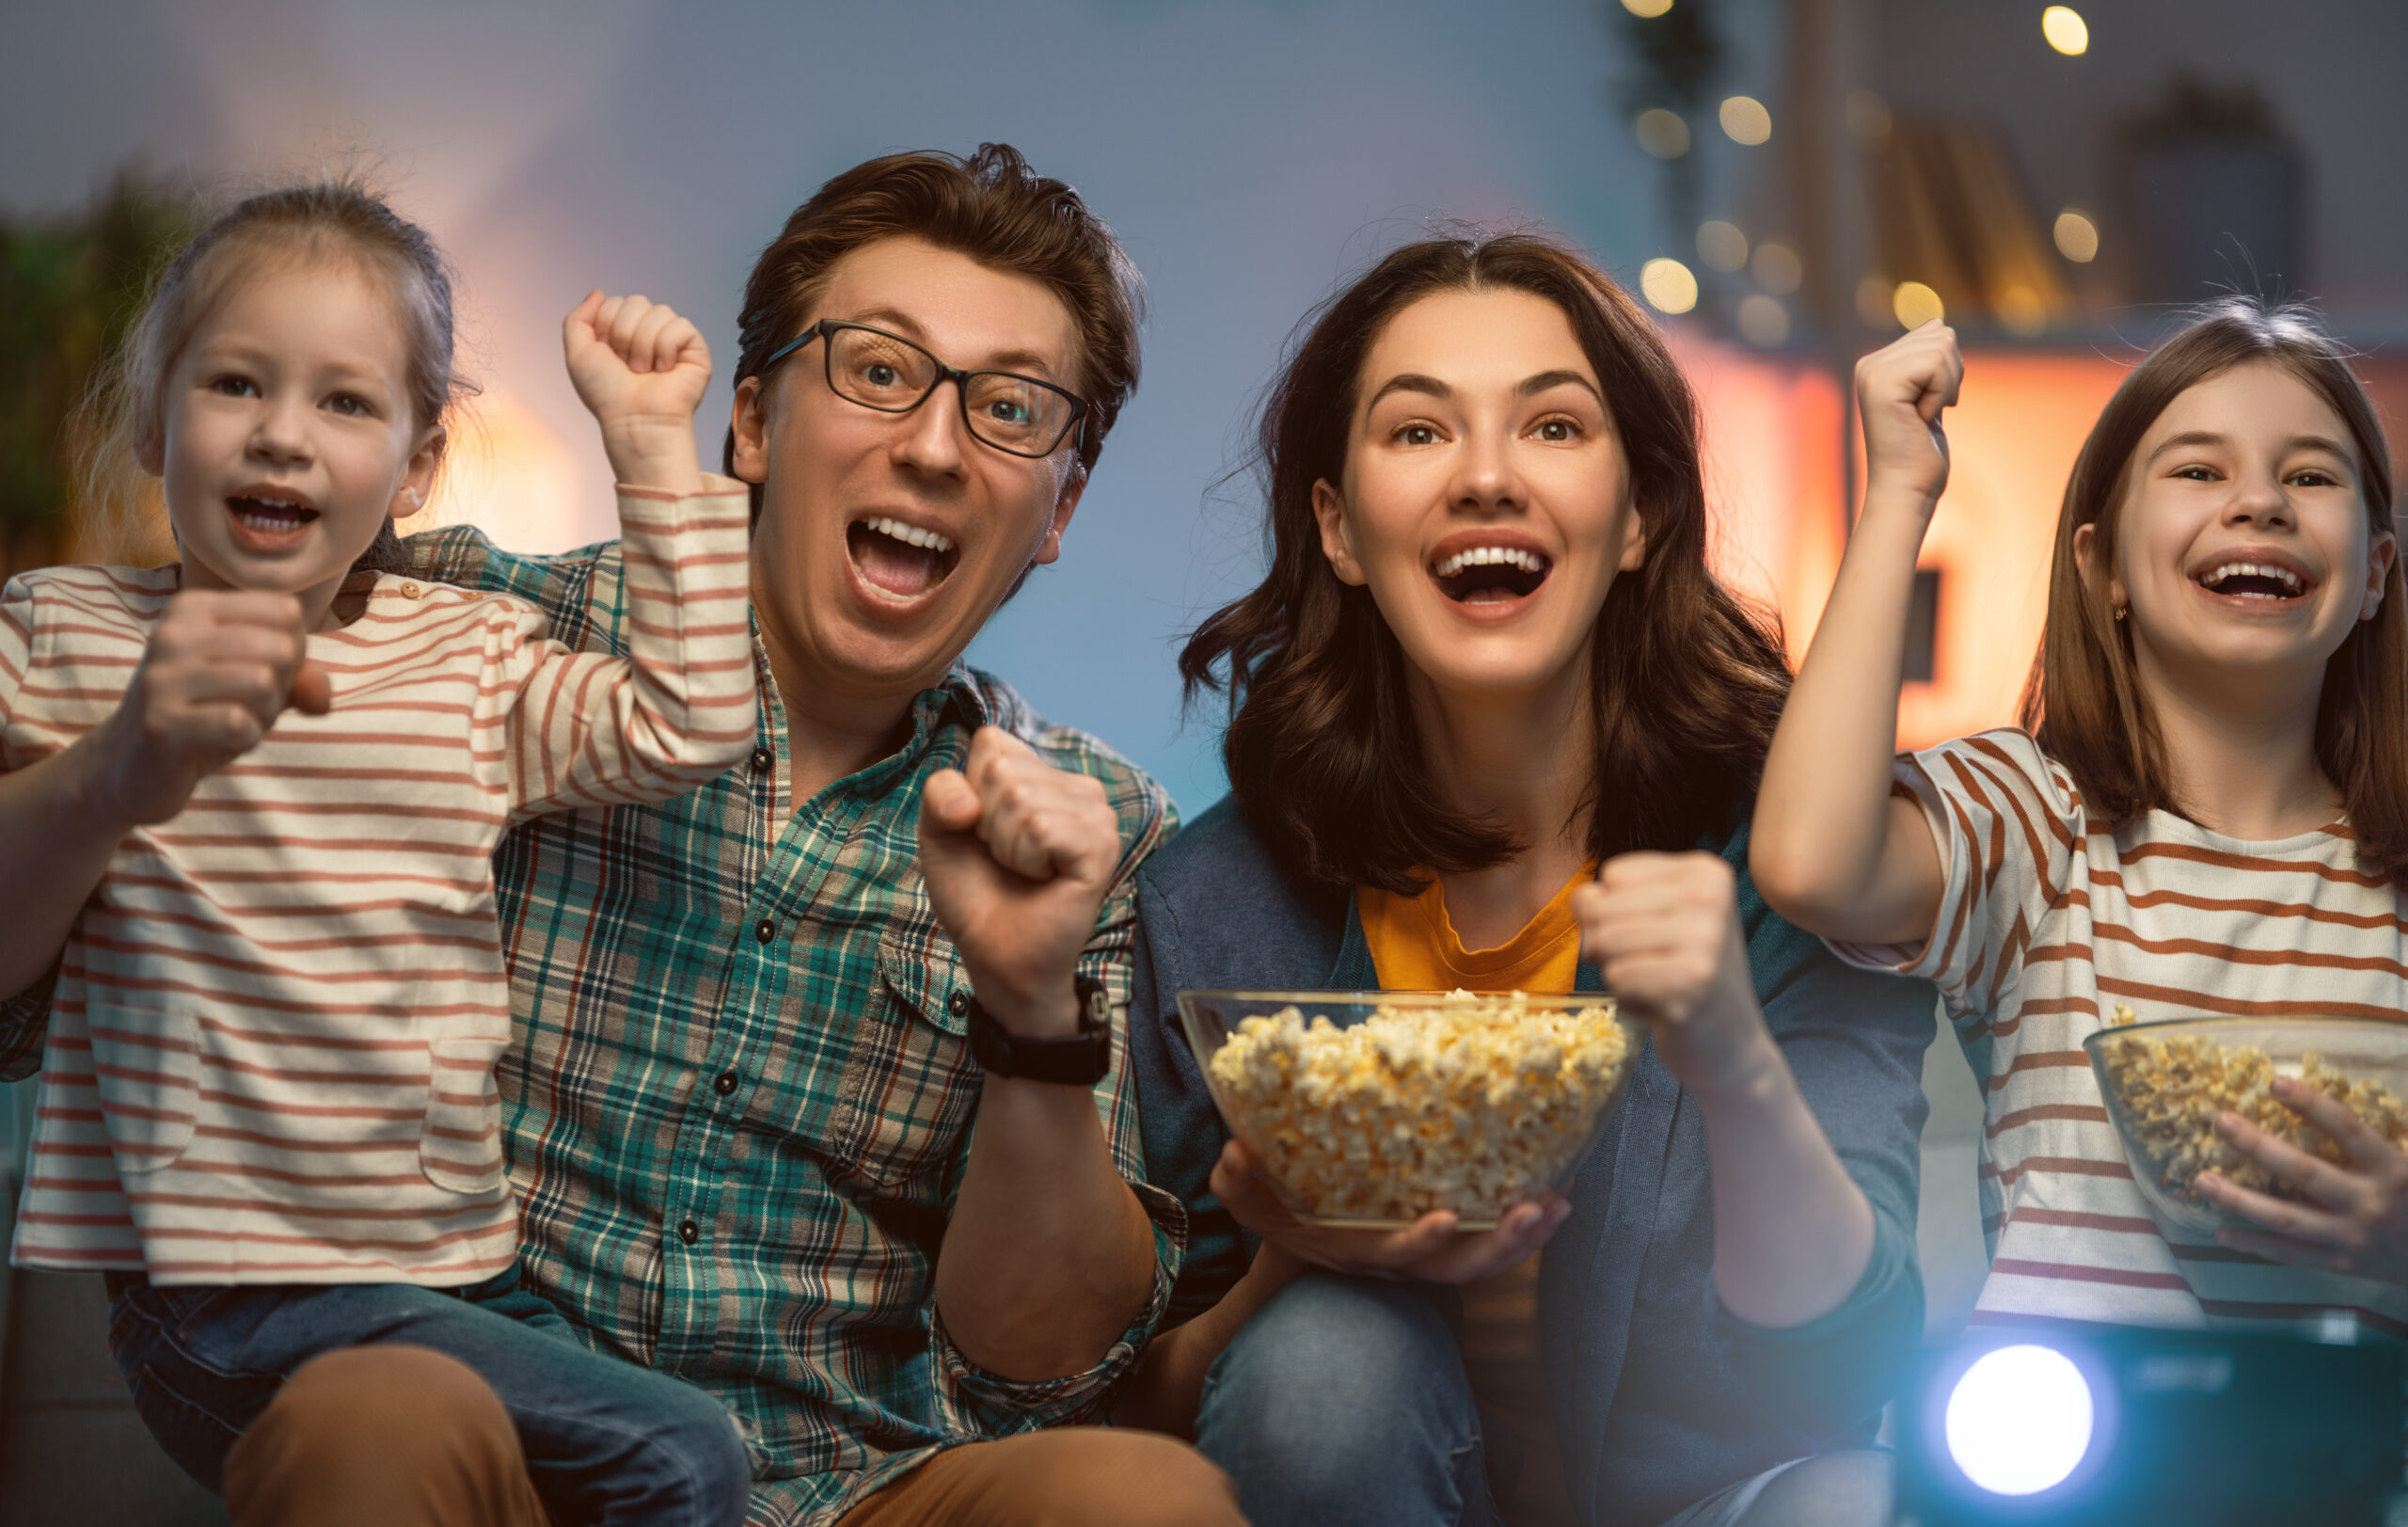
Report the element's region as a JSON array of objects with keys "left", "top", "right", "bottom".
[
  {"left": 1, "top": 485, "right": 754, "bottom": 1286},
  {"left": 1831, "top": 728, "right": 2408, "bottom": 1337}
]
